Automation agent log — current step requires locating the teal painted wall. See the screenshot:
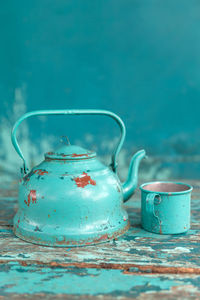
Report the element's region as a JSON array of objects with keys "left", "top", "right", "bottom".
[{"left": 1, "top": 1, "right": 200, "bottom": 180}]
